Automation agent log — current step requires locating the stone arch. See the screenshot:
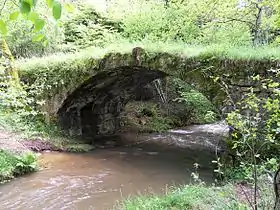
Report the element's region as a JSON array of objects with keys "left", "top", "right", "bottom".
[{"left": 57, "top": 66, "right": 168, "bottom": 138}]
